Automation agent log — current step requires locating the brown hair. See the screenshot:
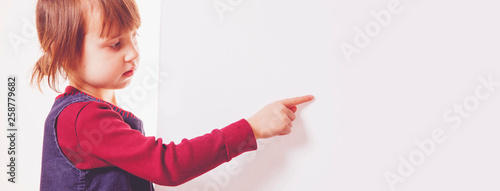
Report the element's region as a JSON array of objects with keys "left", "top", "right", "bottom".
[{"left": 31, "top": 0, "right": 141, "bottom": 93}]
